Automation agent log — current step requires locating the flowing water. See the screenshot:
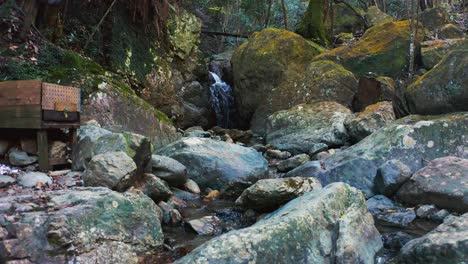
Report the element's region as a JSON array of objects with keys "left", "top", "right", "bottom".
[{"left": 209, "top": 72, "right": 235, "bottom": 128}]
